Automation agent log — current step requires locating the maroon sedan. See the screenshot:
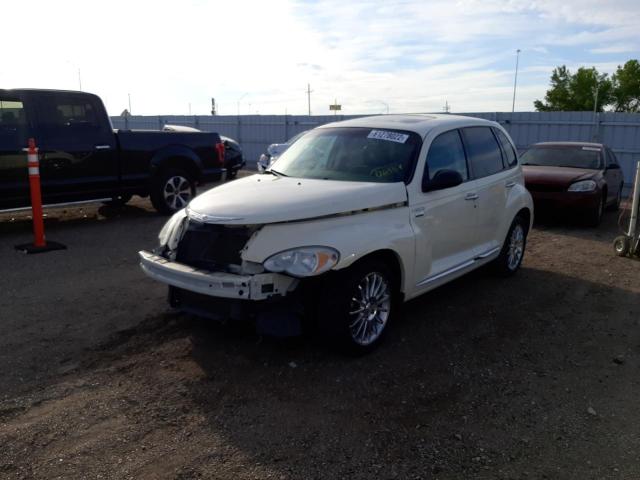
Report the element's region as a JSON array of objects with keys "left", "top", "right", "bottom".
[{"left": 521, "top": 142, "right": 625, "bottom": 226}]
